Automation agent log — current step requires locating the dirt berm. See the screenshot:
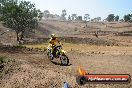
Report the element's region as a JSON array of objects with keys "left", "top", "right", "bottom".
[{"left": 24, "top": 37, "right": 122, "bottom": 46}]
